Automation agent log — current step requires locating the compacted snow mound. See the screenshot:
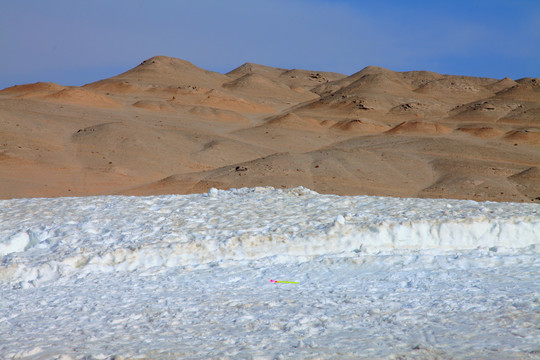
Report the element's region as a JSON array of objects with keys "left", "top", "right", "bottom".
[{"left": 1, "top": 187, "right": 539, "bottom": 287}]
